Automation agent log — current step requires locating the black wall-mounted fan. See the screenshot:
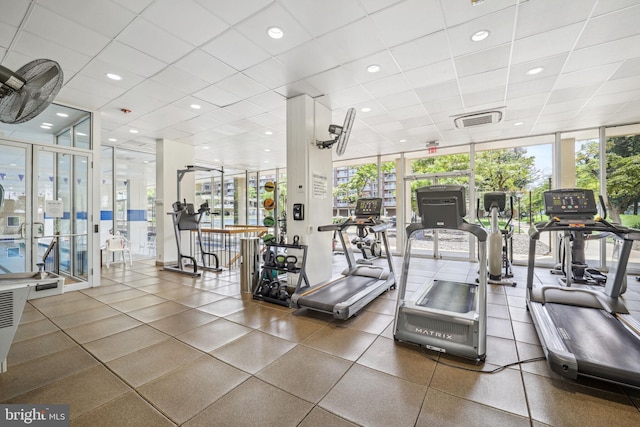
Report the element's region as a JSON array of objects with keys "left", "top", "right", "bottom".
[
  {"left": 316, "top": 107, "right": 356, "bottom": 156},
  {"left": 0, "top": 59, "right": 63, "bottom": 124}
]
